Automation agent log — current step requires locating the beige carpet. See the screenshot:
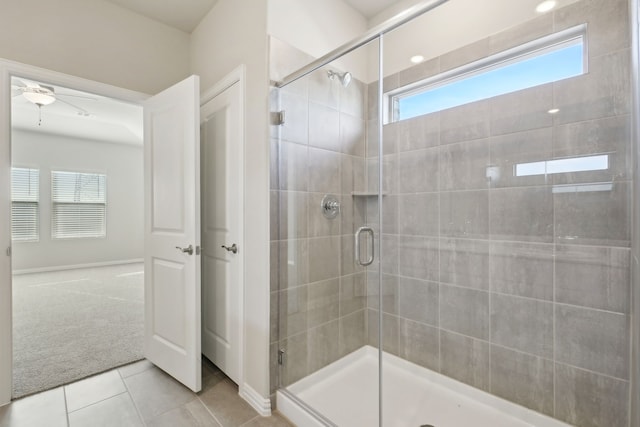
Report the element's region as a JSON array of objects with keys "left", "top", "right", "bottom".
[{"left": 12, "top": 263, "right": 144, "bottom": 398}]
